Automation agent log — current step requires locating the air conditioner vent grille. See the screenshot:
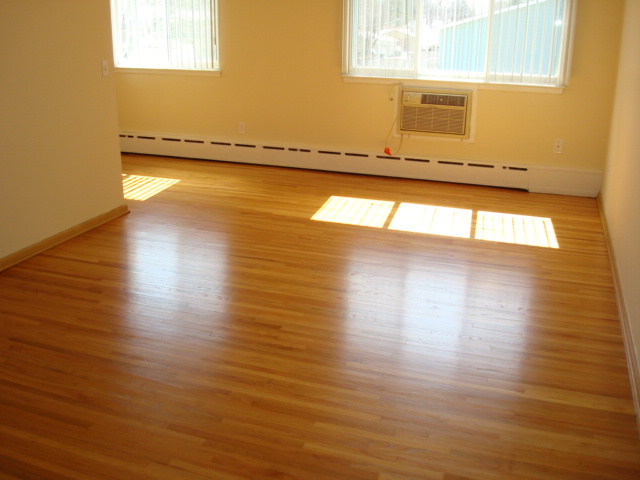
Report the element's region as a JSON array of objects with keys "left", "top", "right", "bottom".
[
  {"left": 398, "top": 88, "right": 471, "bottom": 138},
  {"left": 401, "top": 105, "right": 466, "bottom": 136}
]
